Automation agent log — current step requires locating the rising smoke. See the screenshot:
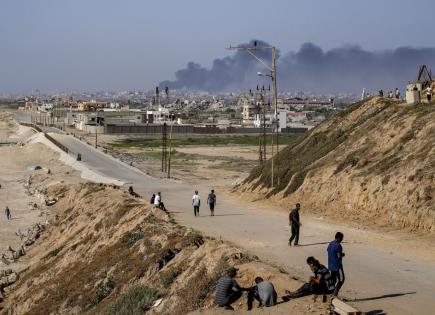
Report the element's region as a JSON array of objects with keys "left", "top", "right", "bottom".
[{"left": 160, "top": 40, "right": 435, "bottom": 93}]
